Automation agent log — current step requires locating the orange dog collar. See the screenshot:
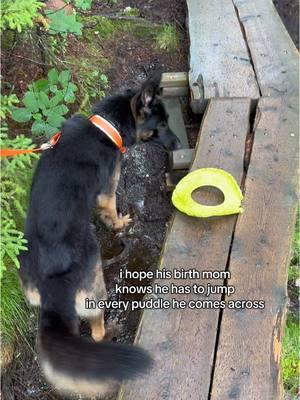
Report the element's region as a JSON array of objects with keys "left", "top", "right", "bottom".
[
  {"left": 89, "top": 115, "right": 126, "bottom": 154},
  {"left": 0, "top": 115, "right": 126, "bottom": 157}
]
